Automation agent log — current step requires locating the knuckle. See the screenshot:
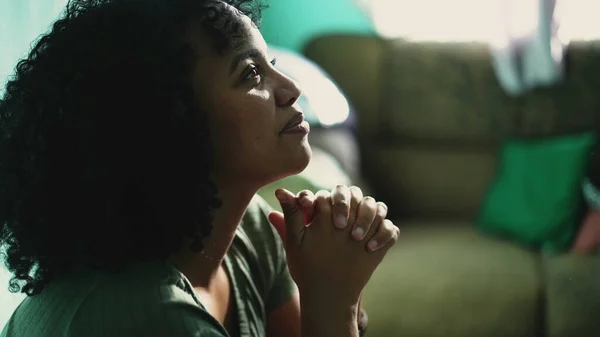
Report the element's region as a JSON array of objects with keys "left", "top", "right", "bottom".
[
  {"left": 374, "top": 214, "right": 385, "bottom": 226},
  {"left": 383, "top": 220, "right": 396, "bottom": 233},
  {"left": 315, "top": 195, "right": 332, "bottom": 212},
  {"left": 315, "top": 189, "right": 330, "bottom": 198},
  {"left": 334, "top": 198, "right": 350, "bottom": 208},
  {"left": 392, "top": 232, "right": 399, "bottom": 244},
  {"left": 376, "top": 205, "right": 387, "bottom": 219},
  {"left": 315, "top": 195, "right": 328, "bottom": 205},
  {"left": 362, "top": 196, "right": 377, "bottom": 206},
  {"left": 377, "top": 201, "right": 388, "bottom": 212},
  {"left": 349, "top": 185, "right": 363, "bottom": 197},
  {"left": 372, "top": 229, "right": 387, "bottom": 241},
  {"left": 352, "top": 218, "right": 364, "bottom": 229},
  {"left": 334, "top": 184, "right": 348, "bottom": 191},
  {"left": 333, "top": 185, "right": 349, "bottom": 195},
  {"left": 389, "top": 223, "right": 400, "bottom": 241},
  {"left": 296, "top": 189, "right": 311, "bottom": 198}
]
